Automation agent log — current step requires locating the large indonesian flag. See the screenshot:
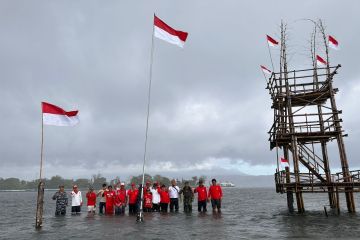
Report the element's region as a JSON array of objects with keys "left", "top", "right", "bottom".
[
  {"left": 42, "top": 102, "right": 79, "bottom": 126},
  {"left": 154, "top": 15, "right": 188, "bottom": 48}
]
